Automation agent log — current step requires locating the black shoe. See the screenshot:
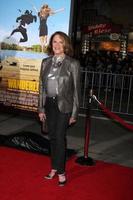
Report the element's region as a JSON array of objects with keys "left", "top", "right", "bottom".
[
  {"left": 58, "top": 174, "right": 67, "bottom": 186},
  {"left": 44, "top": 174, "right": 54, "bottom": 179},
  {"left": 44, "top": 170, "right": 57, "bottom": 180},
  {"left": 58, "top": 179, "right": 67, "bottom": 186}
]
